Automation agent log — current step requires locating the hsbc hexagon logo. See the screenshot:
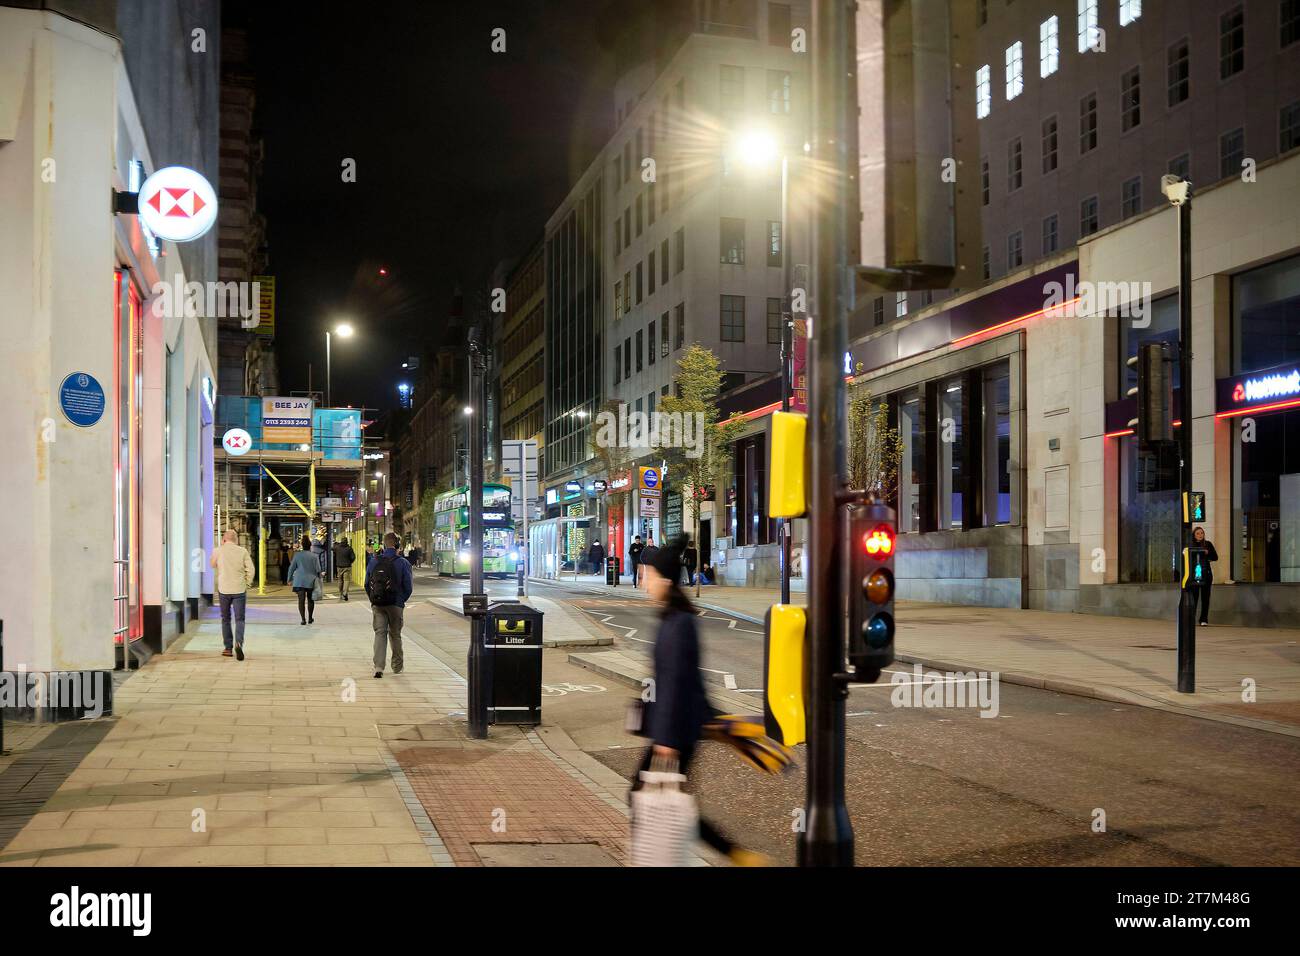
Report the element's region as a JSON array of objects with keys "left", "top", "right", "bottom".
[
  {"left": 138, "top": 166, "right": 218, "bottom": 242},
  {"left": 222, "top": 428, "right": 252, "bottom": 456}
]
